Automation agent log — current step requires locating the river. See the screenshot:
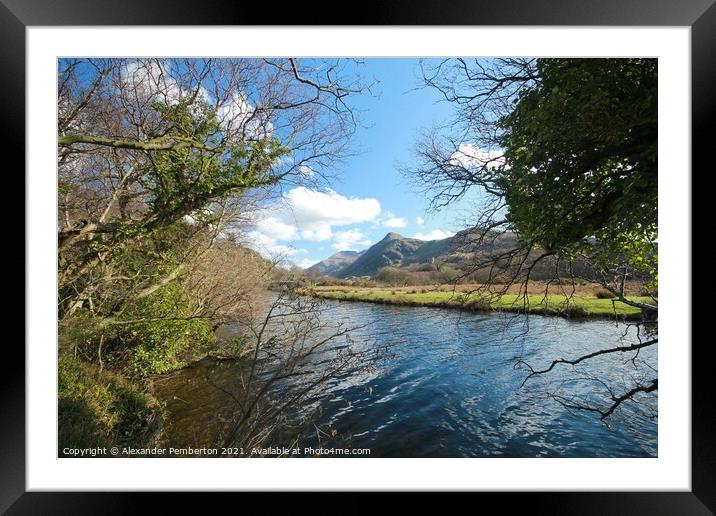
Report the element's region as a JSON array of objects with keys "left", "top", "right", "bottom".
[{"left": 153, "top": 297, "right": 657, "bottom": 457}]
